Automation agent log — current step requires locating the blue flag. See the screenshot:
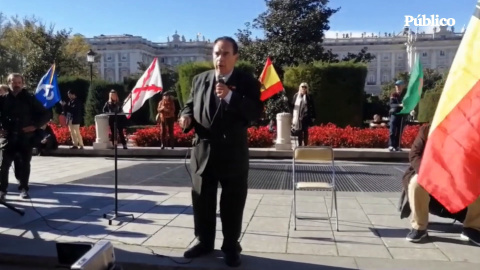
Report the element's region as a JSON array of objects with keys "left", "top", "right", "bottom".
[{"left": 35, "top": 64, "right": 61, "bottom": 109}]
